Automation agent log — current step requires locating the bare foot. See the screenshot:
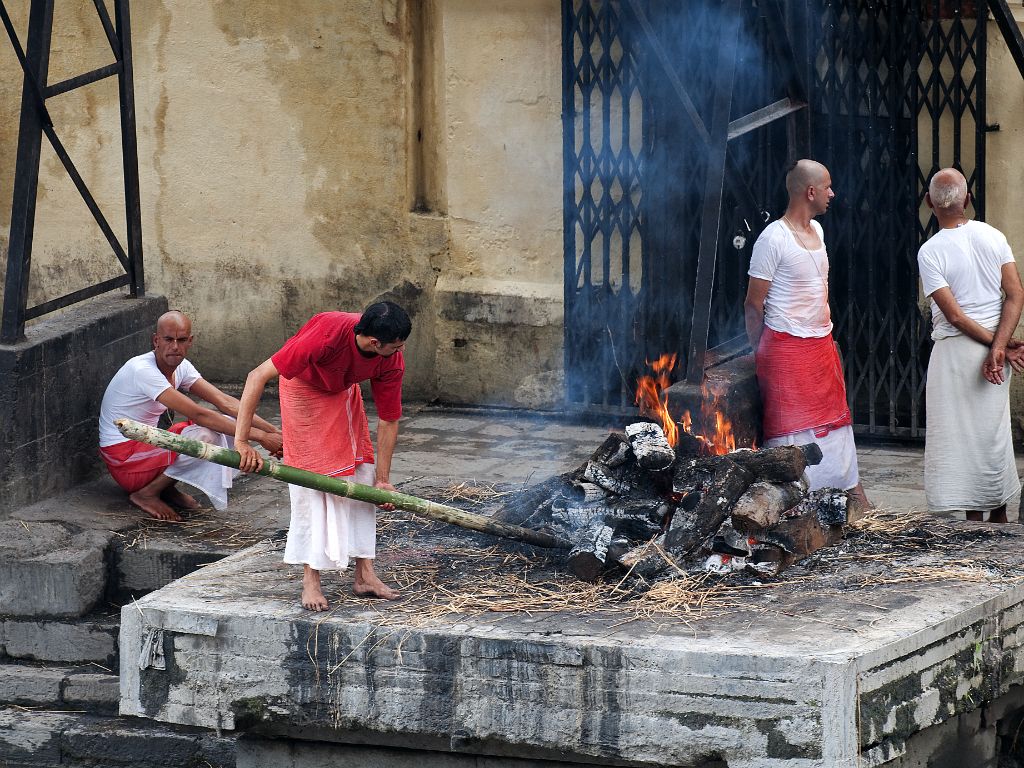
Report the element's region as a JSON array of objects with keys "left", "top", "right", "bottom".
[
  {"left": 161, "top": 486, "right": 201, "bottom": 510},
  {"left": 128, "top": 491, "right": 182, "bottom": 522},
  {"left": 353, "top": 573, "right": 400, "bottom": 600},
  {"left": 990, "top": 505, "right": 1009, "bottom": 524},
  {"left": 301, "top": 567, "right": 329, "bottom": 611}
]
